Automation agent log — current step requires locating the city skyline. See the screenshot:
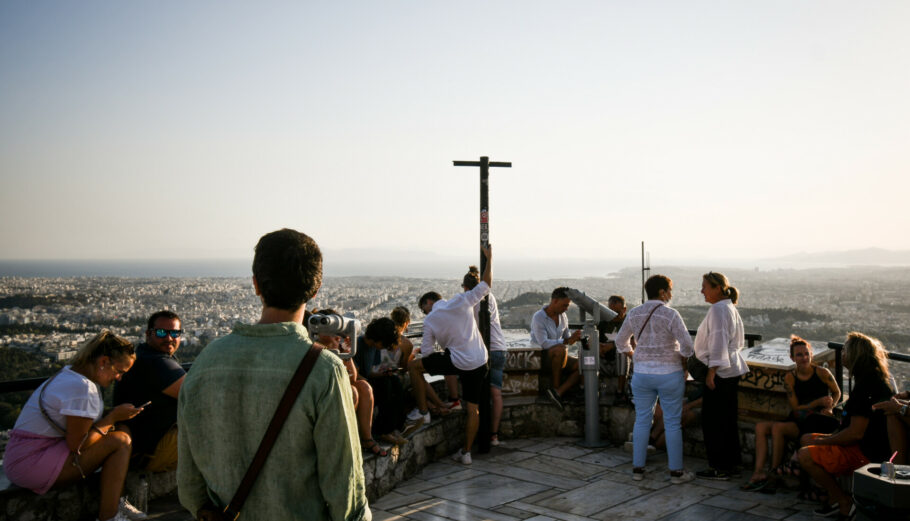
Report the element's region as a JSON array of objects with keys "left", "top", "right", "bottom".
[{"left": 2, "top": 2, "right": 908, "bottom": 265}]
